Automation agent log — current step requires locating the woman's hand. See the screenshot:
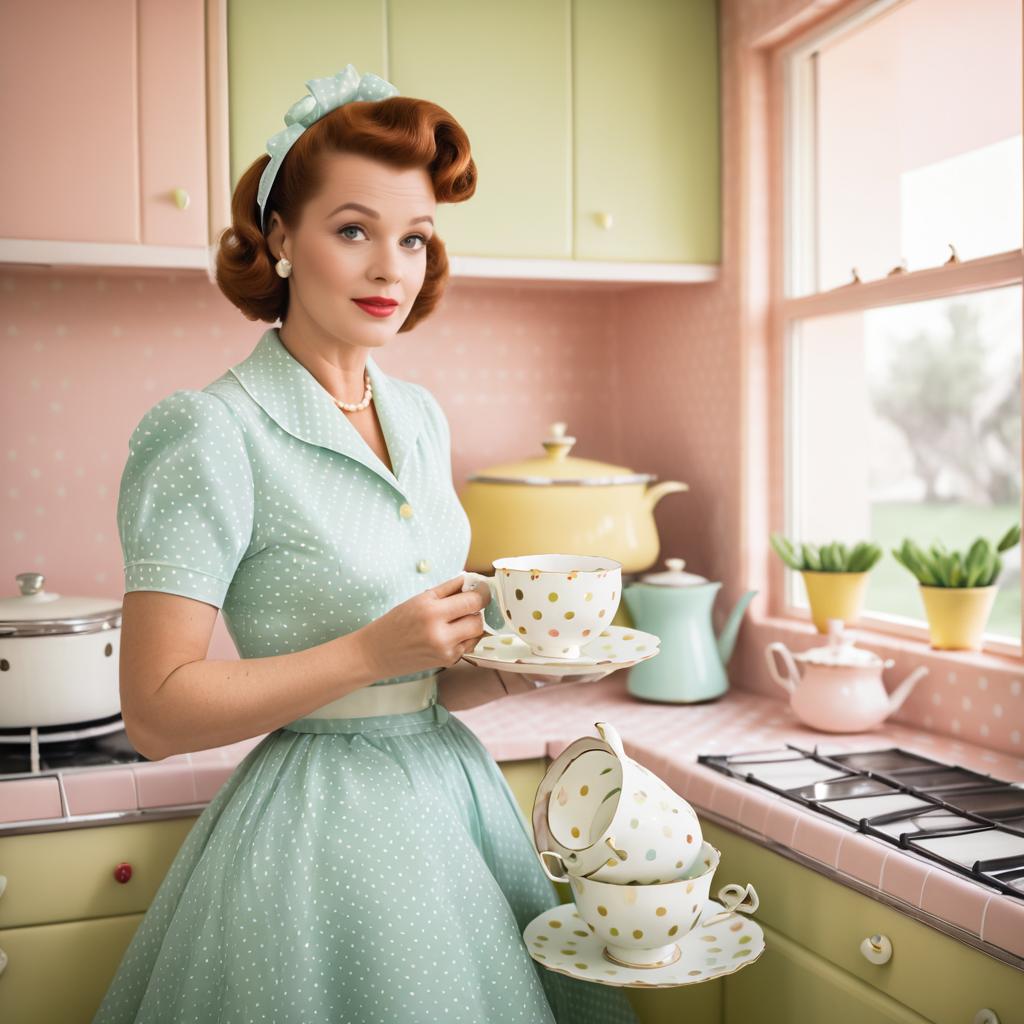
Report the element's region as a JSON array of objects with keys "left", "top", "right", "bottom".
[{"left": 355, "top": 574, "right": 491, "bottom": 681}]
